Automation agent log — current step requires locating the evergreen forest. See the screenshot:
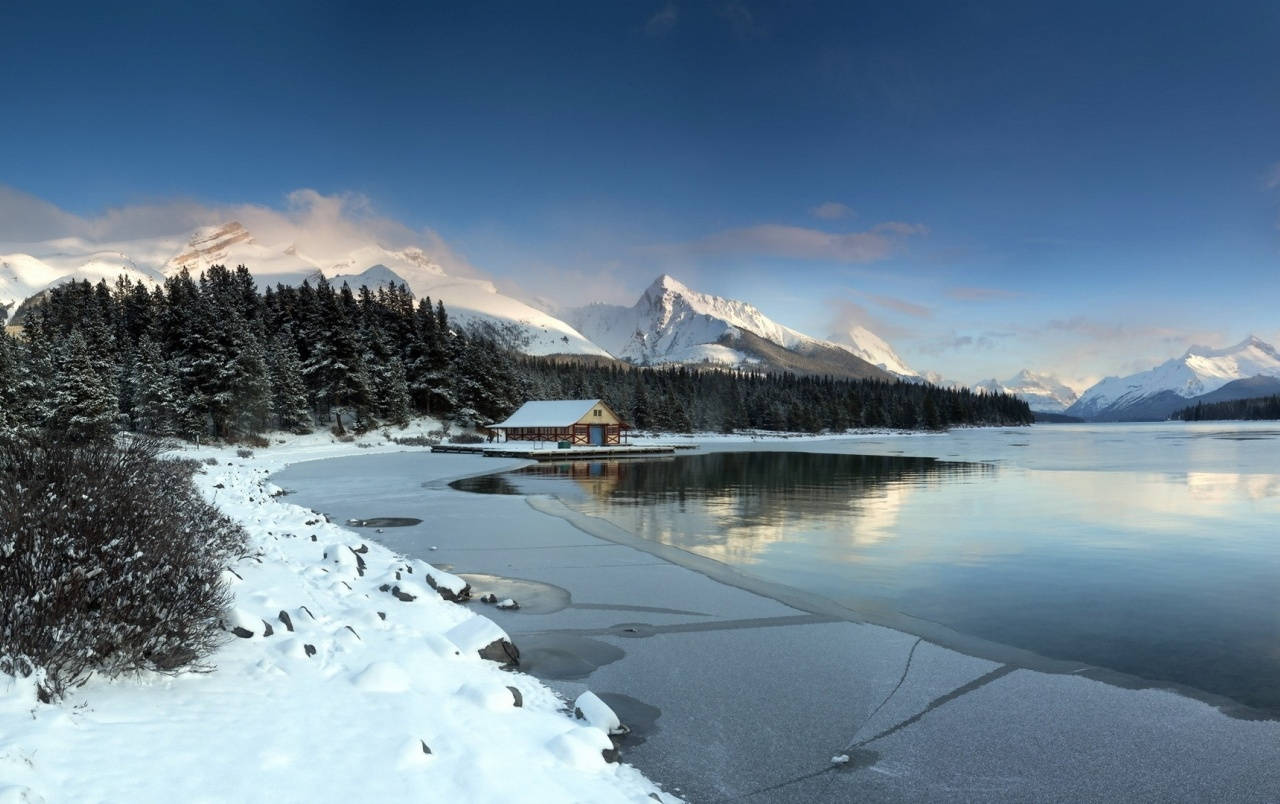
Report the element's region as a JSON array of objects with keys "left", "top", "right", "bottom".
[{"left": 1174, "top": 395, "right": 1280, "bottom": 421}]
